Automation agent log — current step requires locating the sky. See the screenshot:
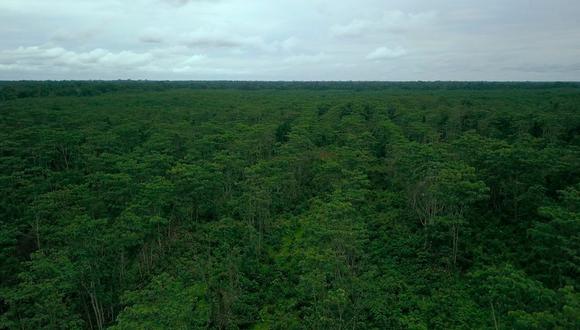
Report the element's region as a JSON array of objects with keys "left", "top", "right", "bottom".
[{"left": 0, "top": 0, "right": 579, "bottom": 81}]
